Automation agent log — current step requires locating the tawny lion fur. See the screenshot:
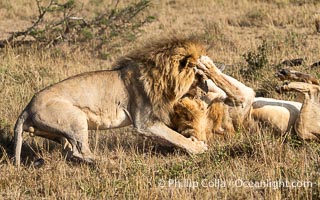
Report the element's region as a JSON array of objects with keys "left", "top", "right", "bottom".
[
  {"left": 14, "top": 38, "right": 214, "bottom": 166},
  {"left": 171, "top": 96, "right": 225, "bottom": 142},
  {"left": 171, "top": 66, "right": 256, "bottom": 142},
  {"left": 174, "top": 68, "right": 320, "bottom": 143}
]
